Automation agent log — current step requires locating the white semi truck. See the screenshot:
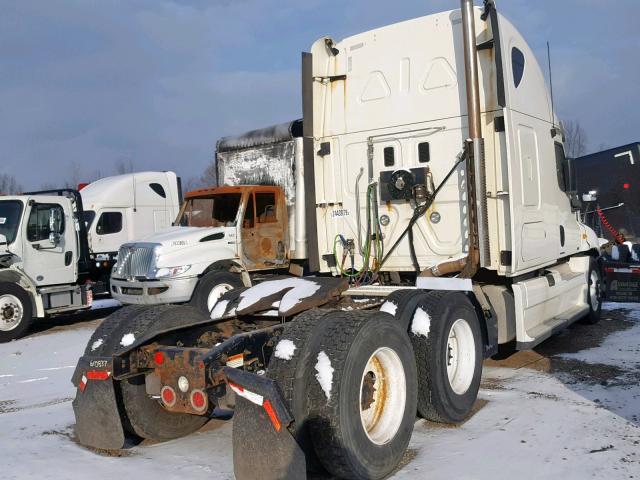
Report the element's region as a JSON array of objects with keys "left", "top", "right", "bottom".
[
  {"left": 109, "top": 121, "right": 305, "bottom": 313},
  {"left": 72, "top": 2, "right": 604, "bottom": 479},
  {"left": 0, "top": 172, "right": 180, "bottom": 341}
]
